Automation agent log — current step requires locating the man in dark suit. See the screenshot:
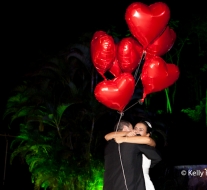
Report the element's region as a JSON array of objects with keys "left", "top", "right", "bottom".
[{"left": 103, "top": 120, "right": 161, "bottom": 190}]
